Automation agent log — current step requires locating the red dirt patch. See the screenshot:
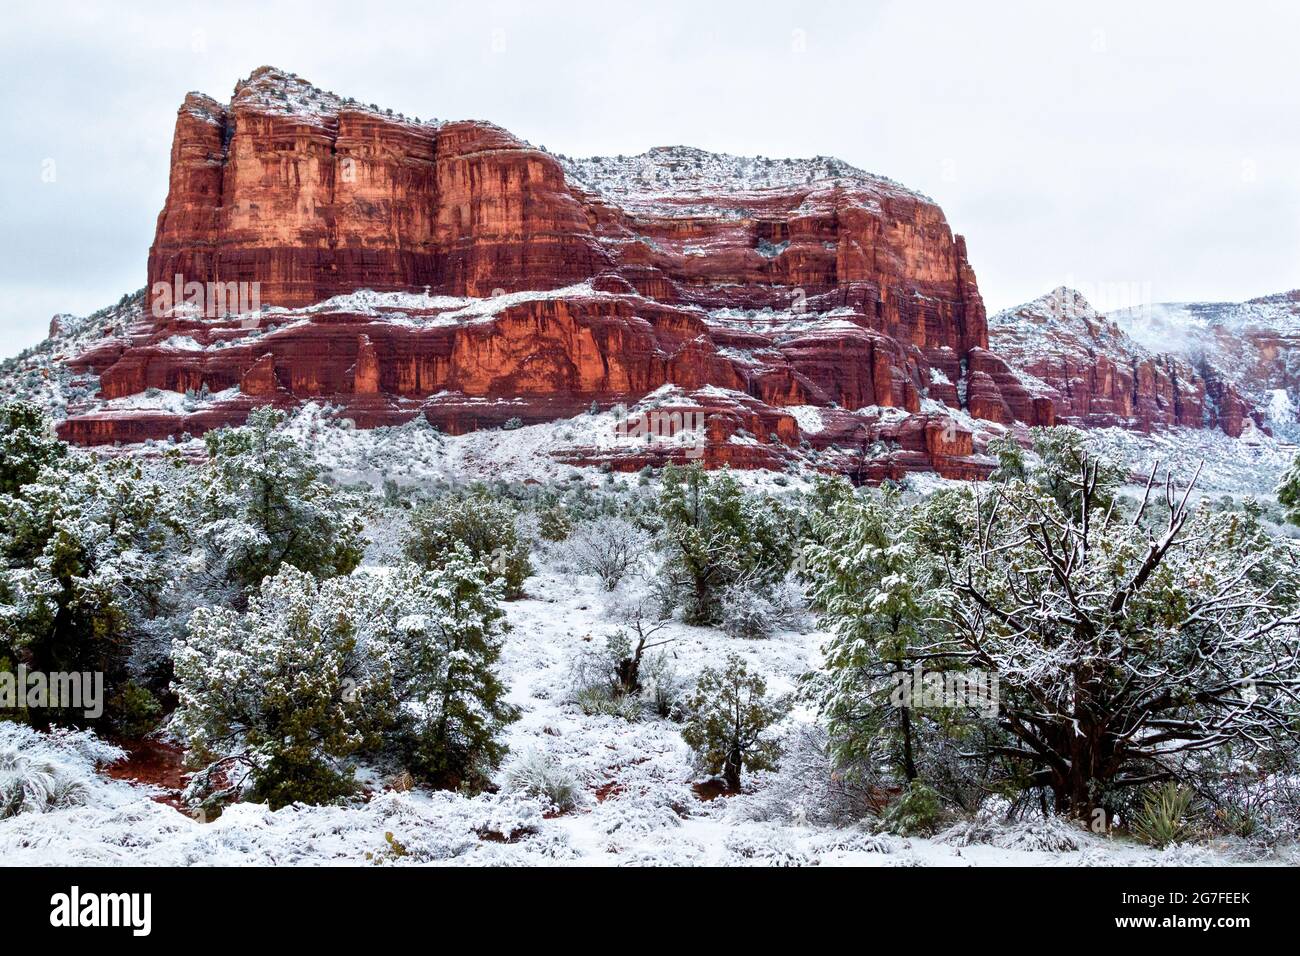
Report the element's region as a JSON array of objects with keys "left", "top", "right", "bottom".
[
  {"left": 102, "top": 737, "right": 189, "bottom": 809},
  {"left": 691, "top": 779, "right": 732, "bottom": 802}
]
